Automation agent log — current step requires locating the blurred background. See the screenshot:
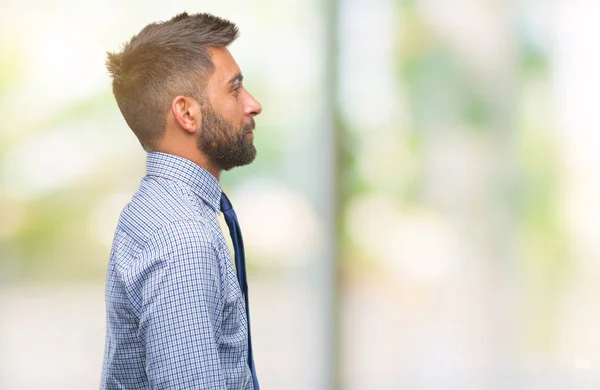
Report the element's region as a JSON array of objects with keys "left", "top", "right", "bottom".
[{"left": 1, "top": 0, "right": 600, "bottom": 389}]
